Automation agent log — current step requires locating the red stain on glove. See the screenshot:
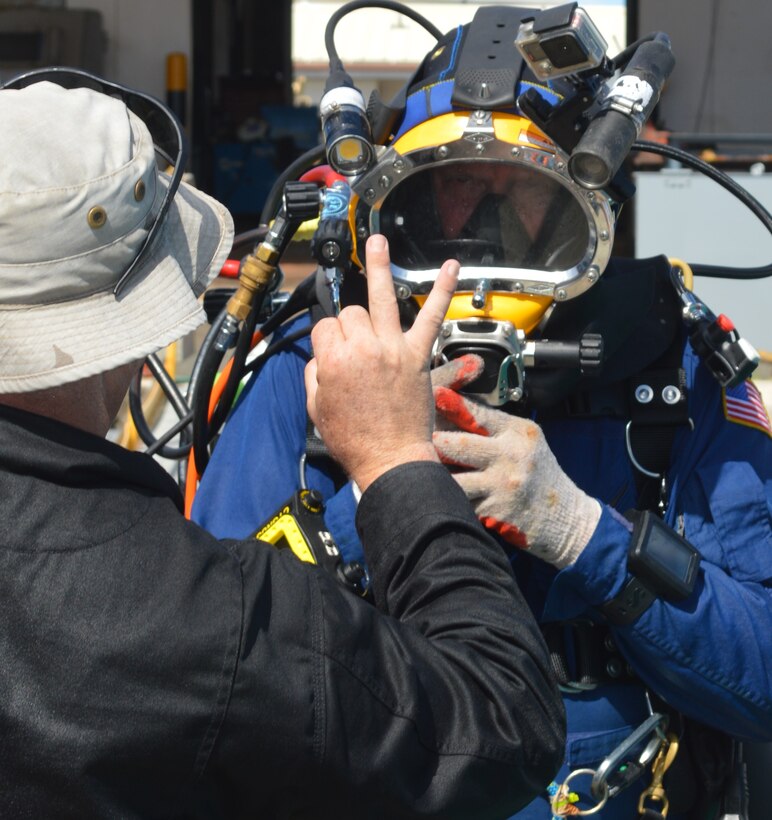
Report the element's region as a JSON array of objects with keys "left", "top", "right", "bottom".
[
  {"left": 434, "top": 387, "right": 491, "bottom": 436},
  {"left": 480, "top": 516, "right": 529, "bottom": 549},
  {"left": 448, "top": 354, "right": 483, "bottom": 390}
]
